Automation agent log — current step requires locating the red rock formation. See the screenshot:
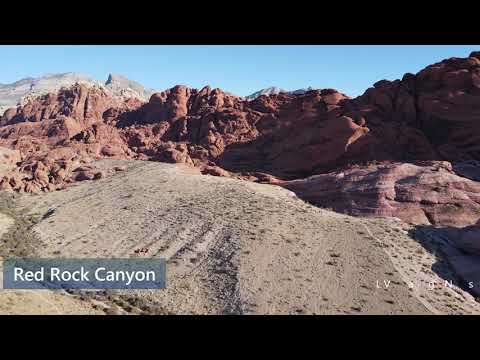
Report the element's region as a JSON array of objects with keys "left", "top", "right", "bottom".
[
  {"left": 0, "top": 84, "right": 122, "bottom": 127},
  {"left": 282, "top": 161, "right": 480, "bottom": 227},
  {"left": 0, "top": 84, "right": 141, "bottom": 193},
  {"left": 343, "top": 52, "right": 480, "bottom": 163},
  {"left": 281, "top": 162, "right": 480, "bottom": 226},
  {"left": 1, "top": 52, "right": 480, "bottom": 230}
]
